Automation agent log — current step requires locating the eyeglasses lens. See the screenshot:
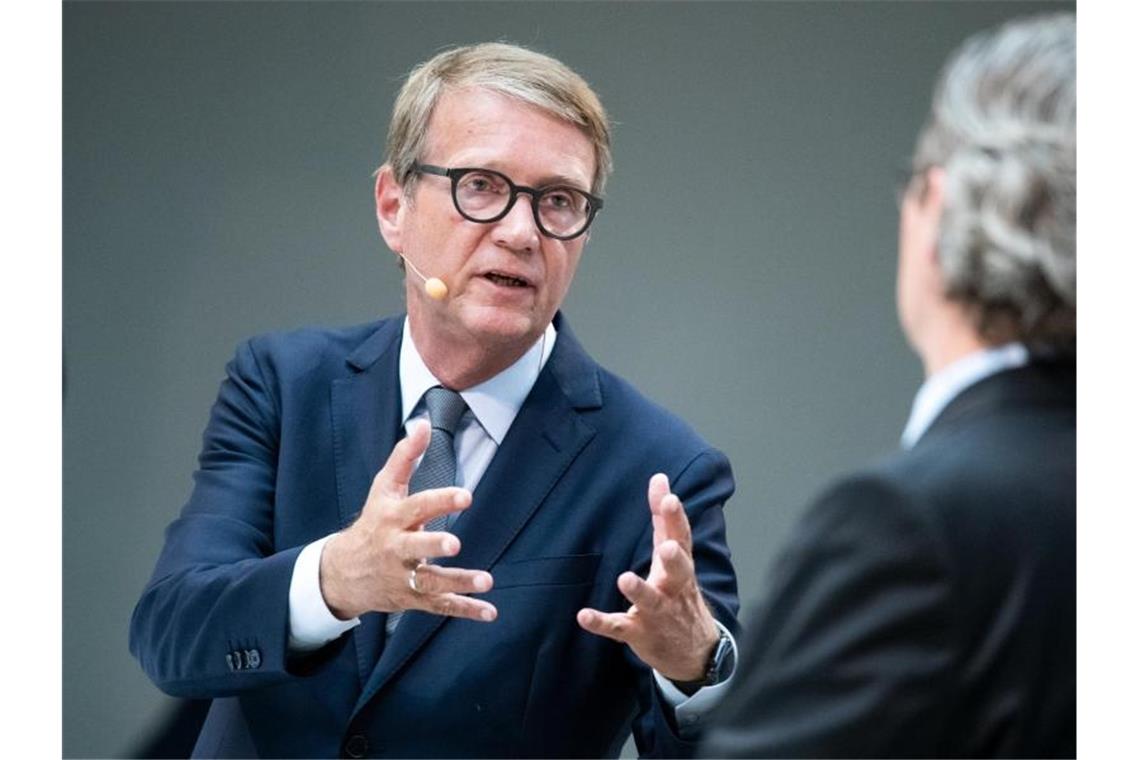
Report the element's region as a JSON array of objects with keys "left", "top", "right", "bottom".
[{"left": 454, "top": 170, "right": 592, "bottom": 238}]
